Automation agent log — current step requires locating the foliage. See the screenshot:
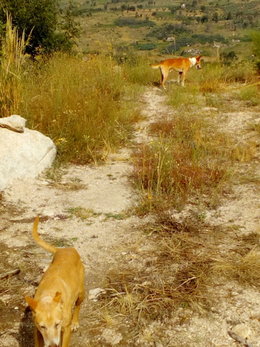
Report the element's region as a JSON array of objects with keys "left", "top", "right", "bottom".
[
  {"left": 147, "top": 23, "right": 190, "bottom": 40},
  {"left": 249, "top": 30, "right": 260, "bottom": 58},
  {"left": 114, "top": 17, "right": 155, "bottom": 28},
  {"left": 133, "top": 42, "right": 156, "bottom": 51},
  {"left": 220, "top": 50, "right": 238, "bottom": 65},
  {"left": 0, "top": 0, "right": 80, "bottom": 56}
]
